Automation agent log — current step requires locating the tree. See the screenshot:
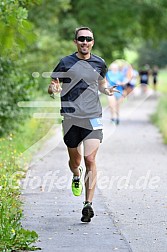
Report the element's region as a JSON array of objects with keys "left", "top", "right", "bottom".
[
  {"left": 58, "top": 0, "right": 167, "bottom": 63},
  {"left": 137, "top": 40, "right": 167, "bottom": 68},
  {"left": 25, "top": 0, "right": 76, "bottom": 89},
  {"left": 0, "top": 0, "right": 39, "bottom": 57},
  {"left": 0, "top": 0, "right": 39, "bottom": 136}
]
